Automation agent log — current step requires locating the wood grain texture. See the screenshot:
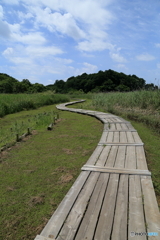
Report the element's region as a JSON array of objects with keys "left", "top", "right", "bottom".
[
  {"left": 56, "top": 172, "right": 100, "bottom": 240},
  {"left": 82, "top": 165, "right": 151, "bottom": 176},
  {"left": 40, "top": 171, "right": 90, "bottom": 238},
  {"left": 94, "top": 174, "right": 119, "bottom": 240},
  {"left": 128, "top": 175, "right": 147, "bottom": 240},
  {"left": 141, "top": 176, "right": 160, "bottom": 239},
  {"left": 112, "top": 174, "right": 128, "bottom": 240},
  {"left": 75, "top": 173, "right": 109, "bottom": 240}
]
